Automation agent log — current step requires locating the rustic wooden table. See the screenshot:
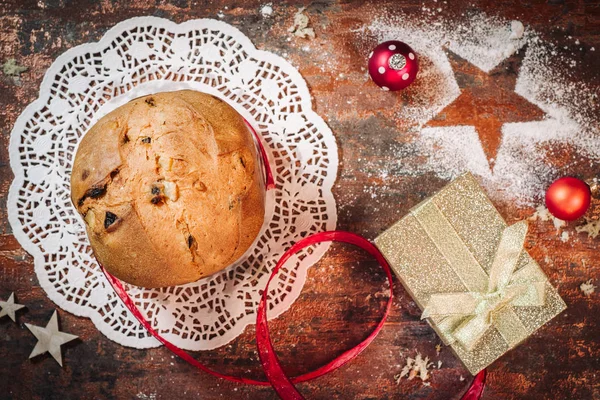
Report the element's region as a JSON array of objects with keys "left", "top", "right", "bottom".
[{"left": 1, "top": 1, "right": 599, "bottom": 399}]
